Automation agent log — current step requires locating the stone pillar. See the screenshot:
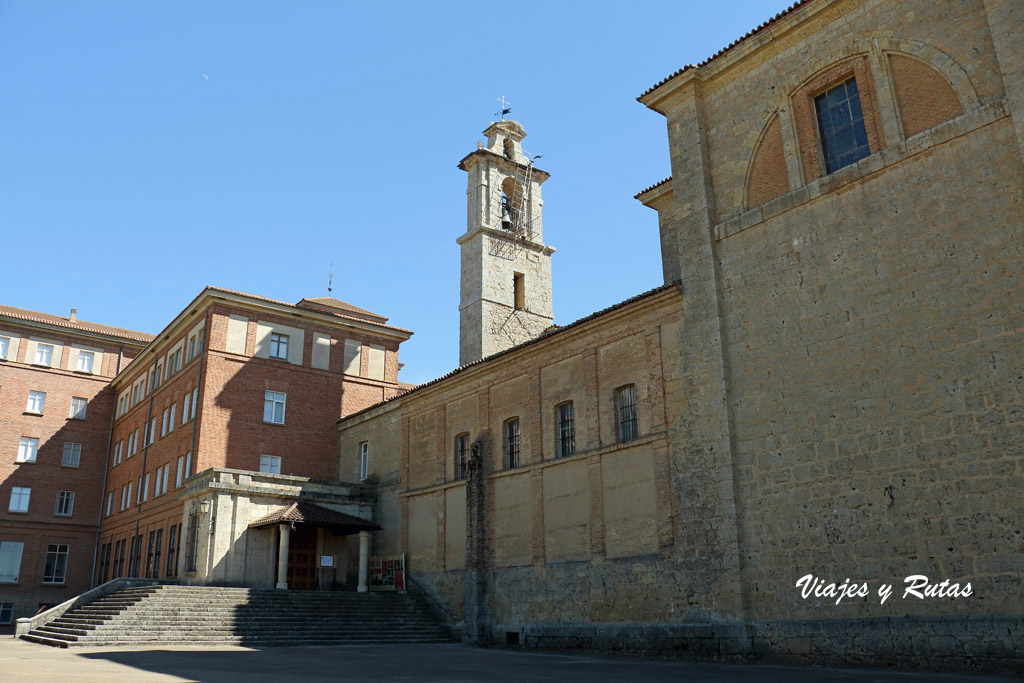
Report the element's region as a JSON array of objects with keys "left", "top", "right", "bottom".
[
  {"left": 984, "top": 0, "right": 1024, "bottom": 165},
  {"left": 357, "top": 530, "right": 370, "bottom": 593},
  {"left": 464, "top": 434, "right": 489, "bottom": 644},
  {"left": 276, "top": 524, "right": 290, "bottom": 590}
]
